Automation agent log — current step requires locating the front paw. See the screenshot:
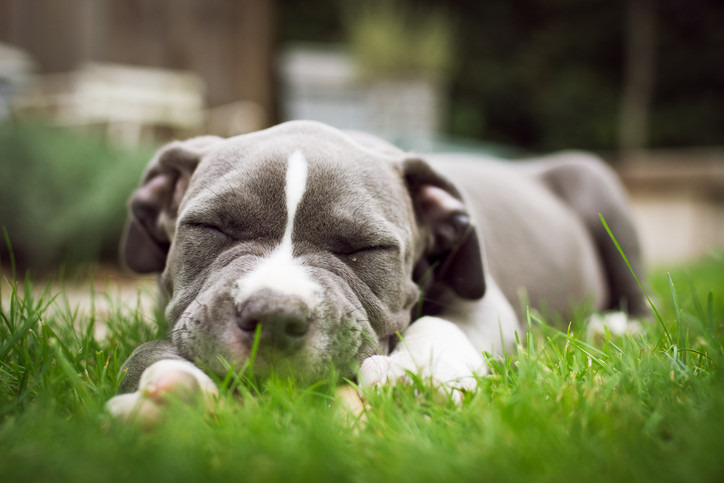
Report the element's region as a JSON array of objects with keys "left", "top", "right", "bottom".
[
  {"left": 106, "top": 359, "right": 218, "bottom": 428},
  {"left": 359, "top": 352, "right": 480, "bottom": 404},
  {"left": 358, "top": 317, "right": 487, "bottom": 404}
]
